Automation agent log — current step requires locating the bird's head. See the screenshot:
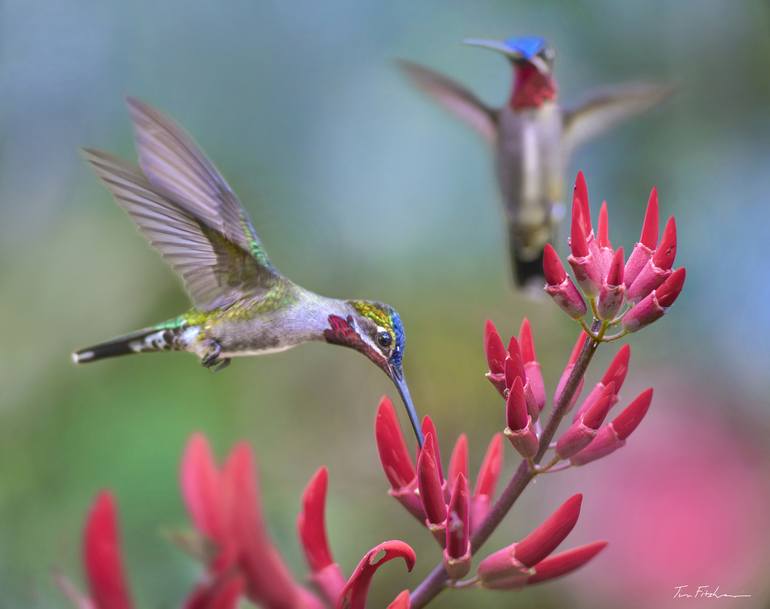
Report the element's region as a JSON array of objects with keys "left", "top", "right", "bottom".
[
  {"left": 464, "top": 36, "right": 557, "bottom": 109},
  {"left": 324, "top": 300, "right": 423, "bottom": 446}
]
